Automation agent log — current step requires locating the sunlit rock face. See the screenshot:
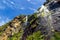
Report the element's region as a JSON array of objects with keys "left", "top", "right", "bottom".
[
  {"left": 0, "top": 10, "right": 60, "bottom": 40},
  {"left": 48, "top": 1, "right": 60, "bottom": 32},
  {"left": 0, "top": 15, "right": 27, "bottom": 40},
  {"left": 52, "top": 13, "right": 60, "bottom": 32}
]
